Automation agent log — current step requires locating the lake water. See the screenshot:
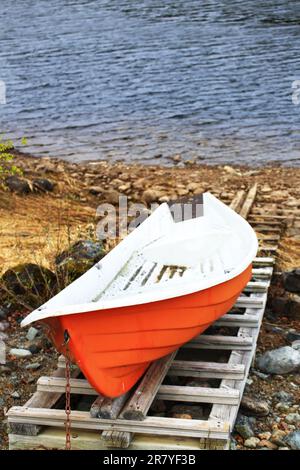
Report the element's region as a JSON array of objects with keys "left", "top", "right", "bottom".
[{"left": 1, "top": 0, "right": 300, "bottom": 166}]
